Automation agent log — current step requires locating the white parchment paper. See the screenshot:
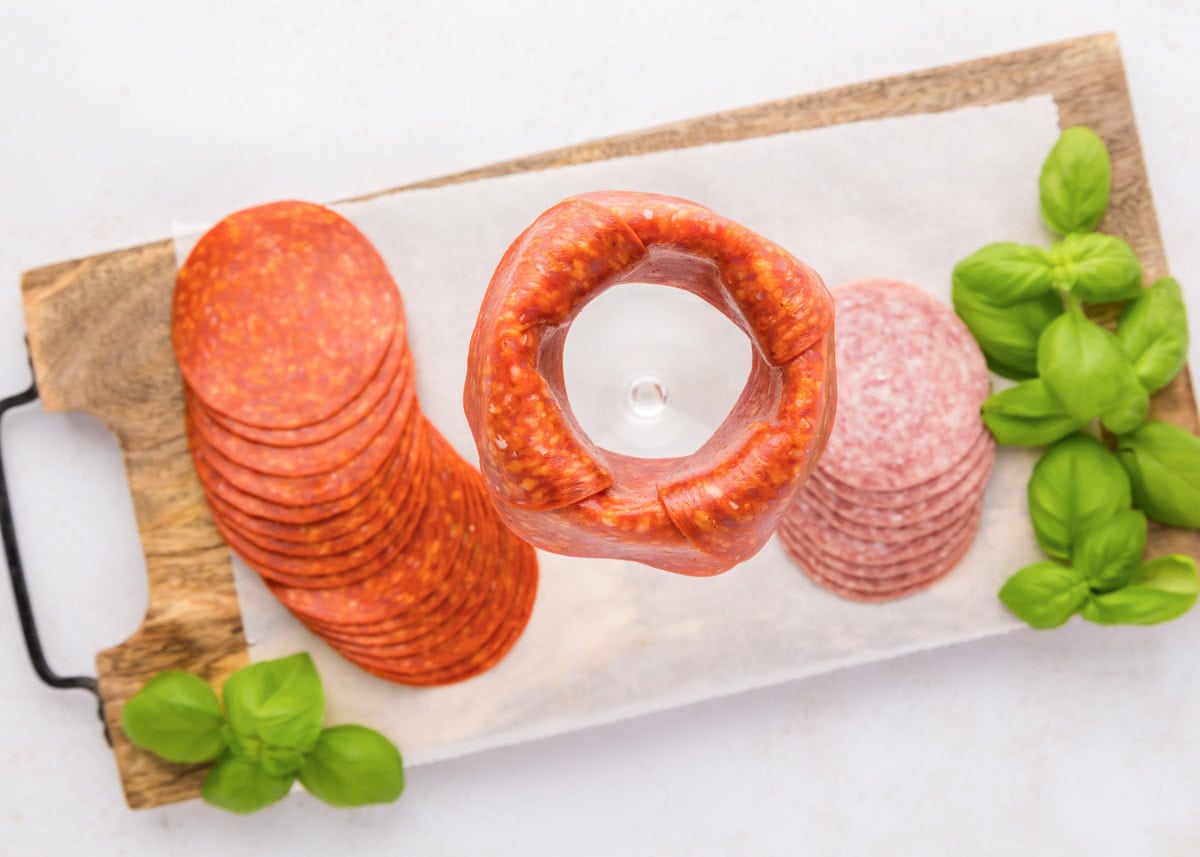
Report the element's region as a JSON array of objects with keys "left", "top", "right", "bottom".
[{"left": 175, "top": 96, "right": 1060, "bottom": 765}]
